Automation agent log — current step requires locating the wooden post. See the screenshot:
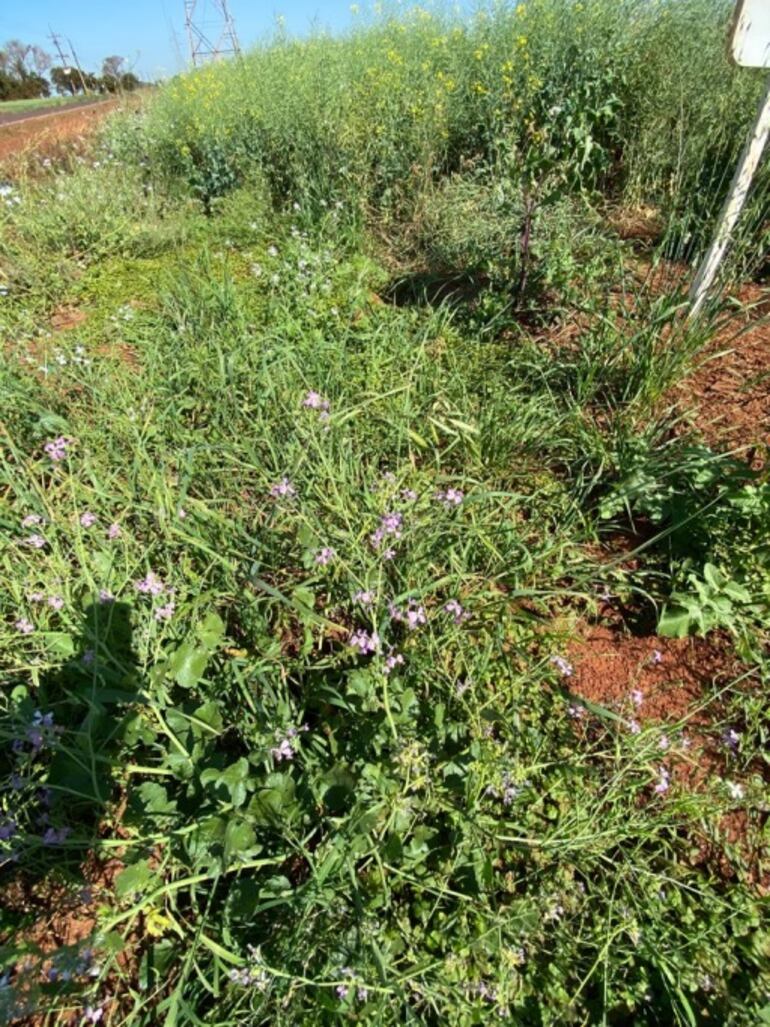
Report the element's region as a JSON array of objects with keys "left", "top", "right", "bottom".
[{"left": 689, "top": 73, "right": 770, "bottom": 318}]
